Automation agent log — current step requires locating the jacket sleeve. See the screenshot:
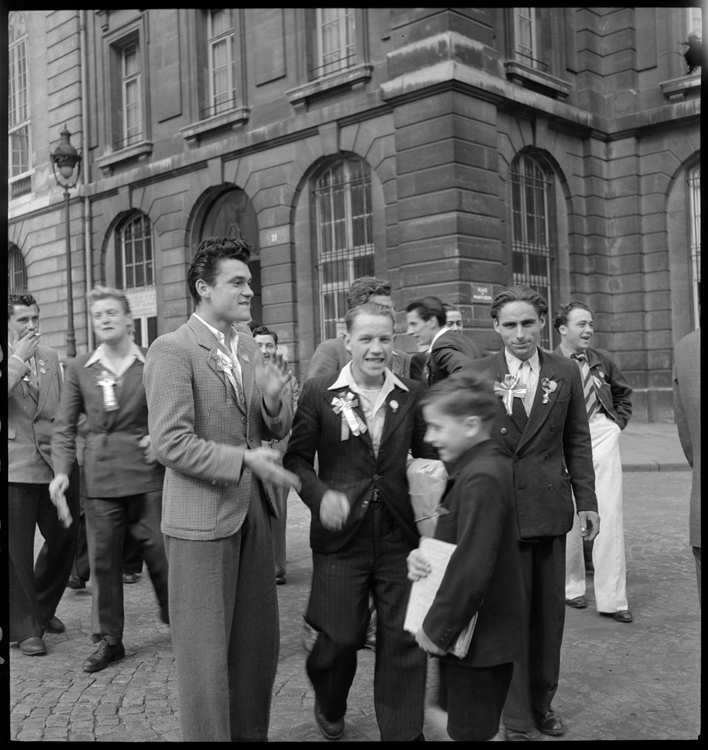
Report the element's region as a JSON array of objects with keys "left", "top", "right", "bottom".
[
  {"left": 423, "top": 471, "right": 506, "bottom": 648},
  {"left": 144, "top": 335, "right": 246, "bottom": 485},
  {"left": 563, "top": 361, "right": 598, "bottom": 513},
  {"left": 305, "top": 340, "right": 341, "bottom": 381},
  {"left": 51, "top": 358, "right": 84, "bottom": 477},
  {"left": 7, "top": 353, "right": 30, "bottom": 394},
  {"left": 433, "top": 341, "right": 475, "bottom": 377},
  {"left": 410, "top": 390, "right": 439, "bottom": 460},
  {"left": 282, "top": 378, "right": 330, "bottom": 515},
  {"left": 605, "top": 356, "right": 632, "bottom": 430}
]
